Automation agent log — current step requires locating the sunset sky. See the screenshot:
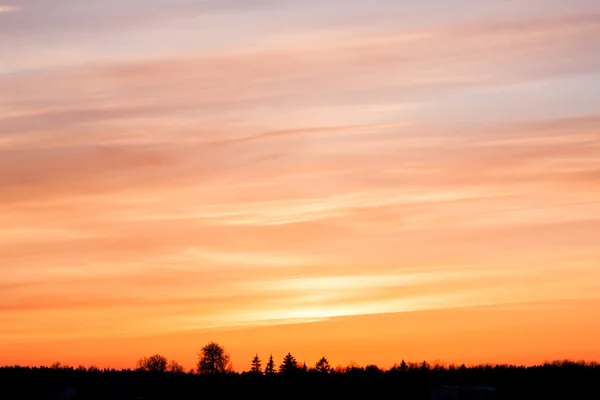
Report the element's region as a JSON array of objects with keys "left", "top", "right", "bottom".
[{"left": 1, "top": 0, "right": 600, "bottom": 371}]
